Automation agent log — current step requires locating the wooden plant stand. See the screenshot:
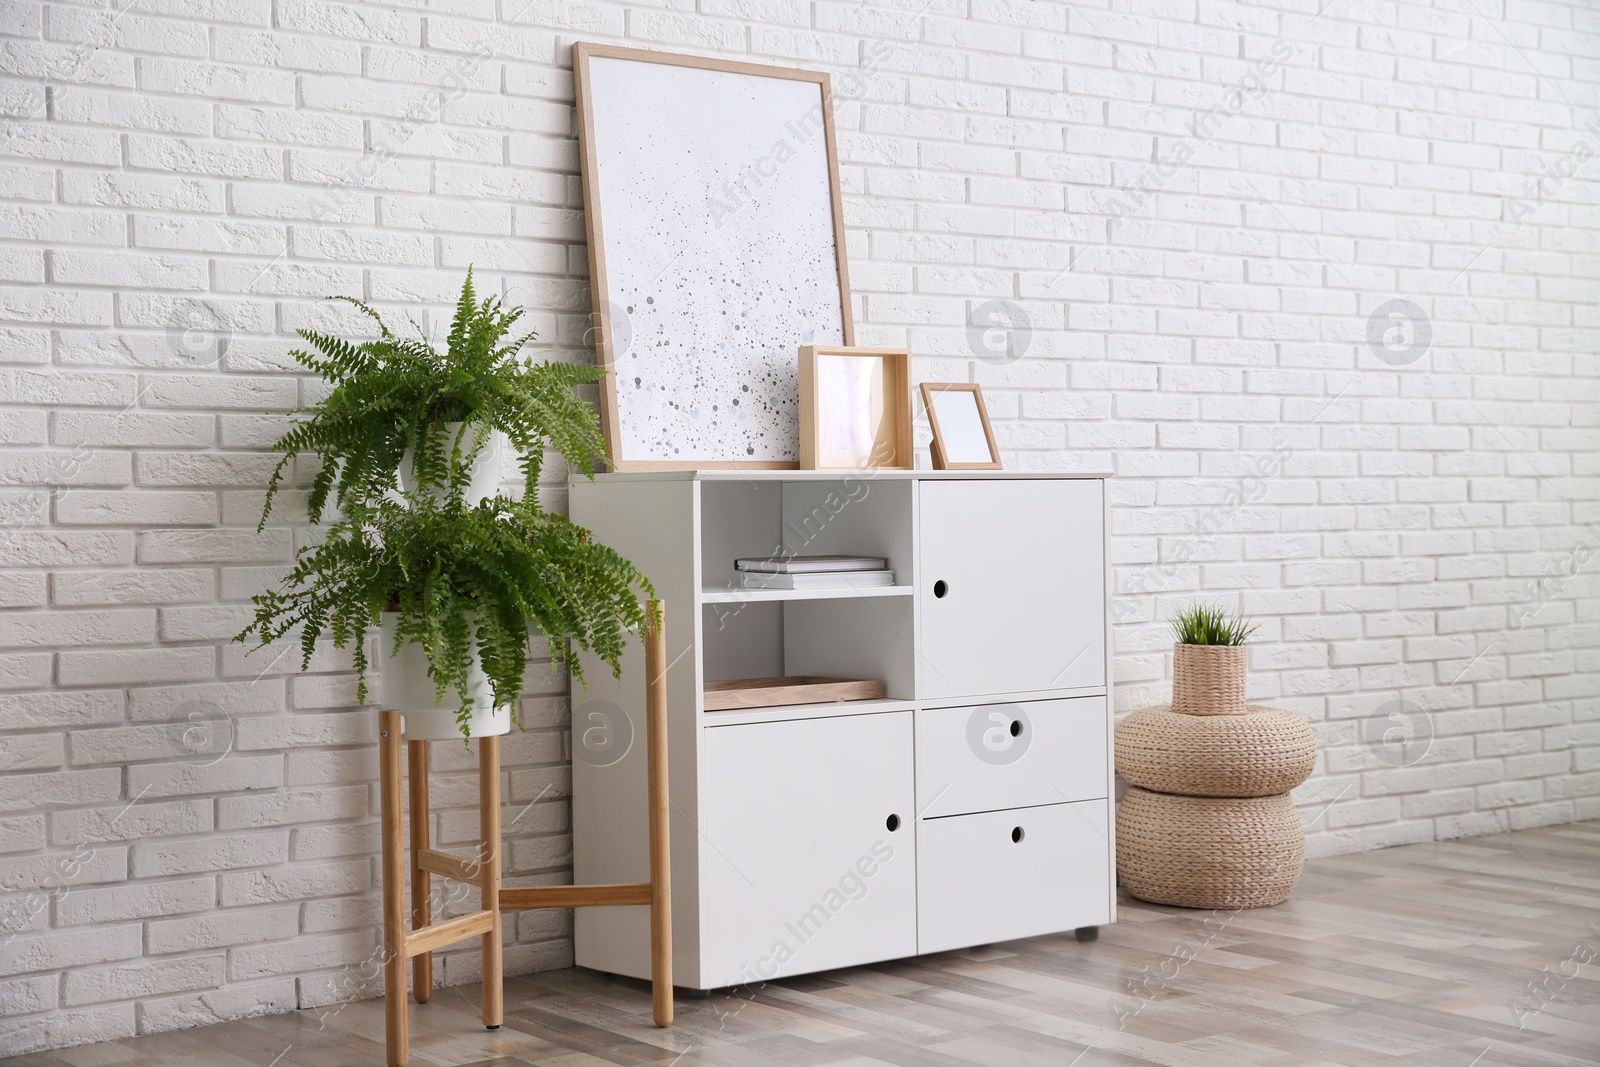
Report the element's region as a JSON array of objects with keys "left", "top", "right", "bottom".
[
  {"left": 378, "top": 601, "right": 673, "bottom": 1067},
  {"left": 500, "top": 603, "right": 674, "bottom": 1027}
]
